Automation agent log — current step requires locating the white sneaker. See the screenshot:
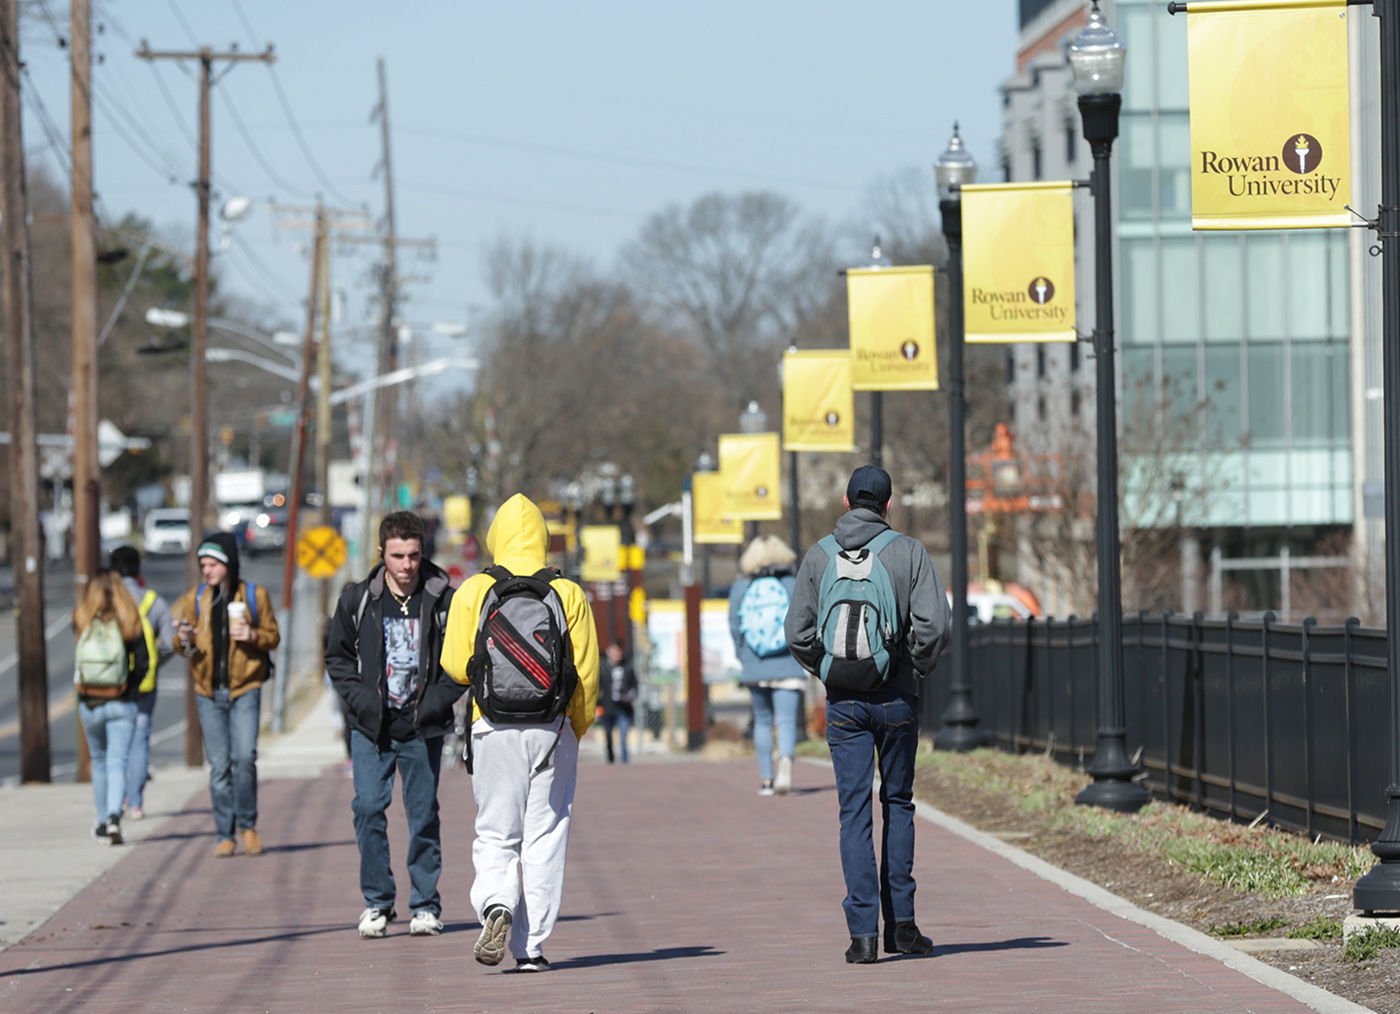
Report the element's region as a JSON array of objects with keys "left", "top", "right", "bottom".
[
  {"left": 775, "top": 756, "right": 793, "bottom": 795},
  {"left": 358, "top": 907, "right": 395, "bottom": 938},
  {"left": 410, "top": 910, "right": 443, "bottom": 936},
  {"left": 758, "top": 781, "right": 775, "bottom": 797}
]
